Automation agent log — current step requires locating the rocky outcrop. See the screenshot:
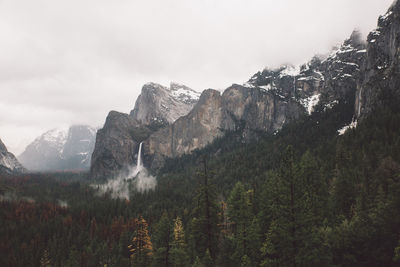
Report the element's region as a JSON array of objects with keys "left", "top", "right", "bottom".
[
  {"left": 19, "top": 125, "right": 96, "bottom": 171},
  {"left": 146, "top": 89, "right": 224, "bottom": 169},
  {"left": 222, "top": 84, "right": 300, "bottom": 132},
  {"left": 130, "top": 82, "right": 200, "bottom": 126},
  {"left": 248, "top": 29, "right": 366, "bottom": 112},
  {"left": 356, "top": 1, "right": 400, "bottom": 118},
  {"left": 0, "top": 138, "right": 25, "bottom": 175},
  {"left": 90, "top": 111, "right": 142, "bottom": 179},
  {"left": 90, "top": 82, "right": 201, "bottom": 179}
]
